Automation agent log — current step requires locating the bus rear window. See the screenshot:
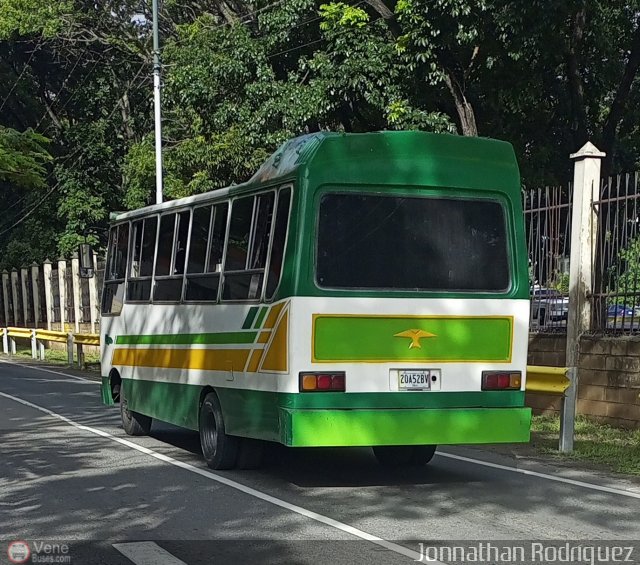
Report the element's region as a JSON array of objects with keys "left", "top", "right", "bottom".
[{"left": 316, "top": 193, "right": 510, "bottom": 292}]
